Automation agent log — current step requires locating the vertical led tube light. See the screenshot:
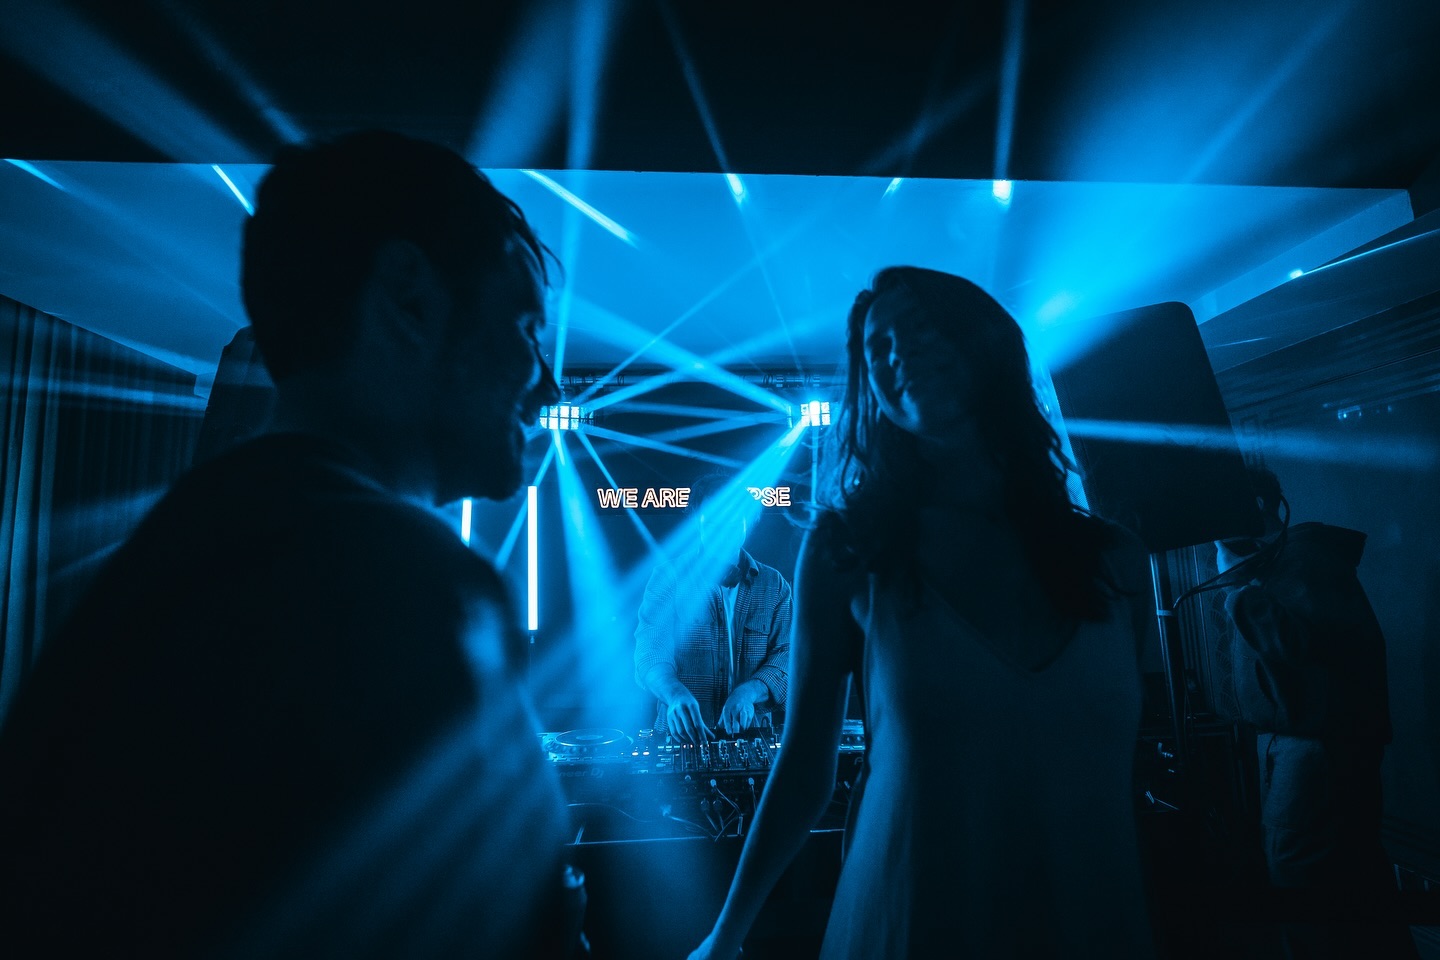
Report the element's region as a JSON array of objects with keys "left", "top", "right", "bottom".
[
  {"left": 460, "top": 497, "right": 473, "bottom": 545},
  {"left": 527, "top": 485, "right": 539, "bottom": 632}
]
